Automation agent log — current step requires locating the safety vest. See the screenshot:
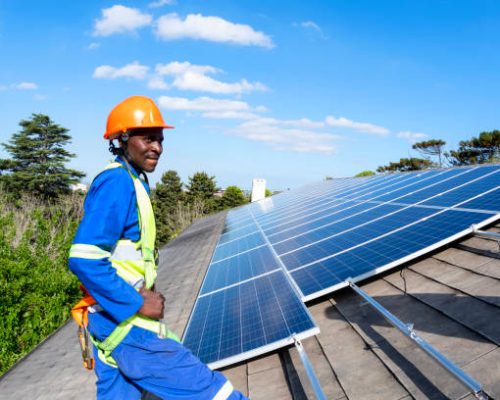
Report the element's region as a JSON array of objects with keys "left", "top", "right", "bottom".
[{"left": 70, "top": 161, "right": 179, "bottom": 369}]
